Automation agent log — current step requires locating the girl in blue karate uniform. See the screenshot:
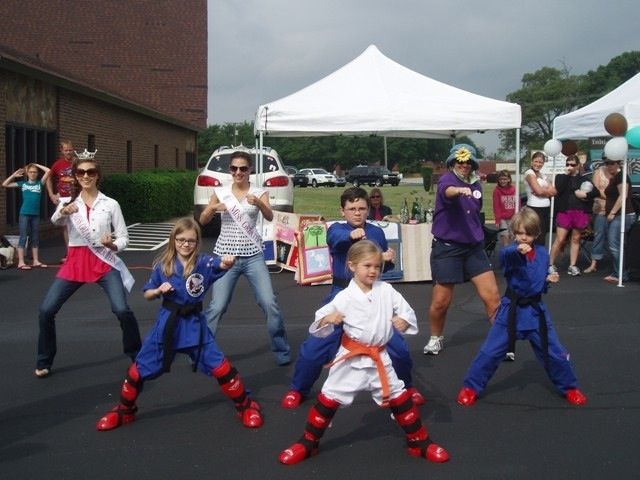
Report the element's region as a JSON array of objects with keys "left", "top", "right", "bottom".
[
  {"left": 457, "top": 207, "right": 587, "bottom": 407},
  {"left": 97, "top": 217, "right": 263, "bottom": 431}
]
